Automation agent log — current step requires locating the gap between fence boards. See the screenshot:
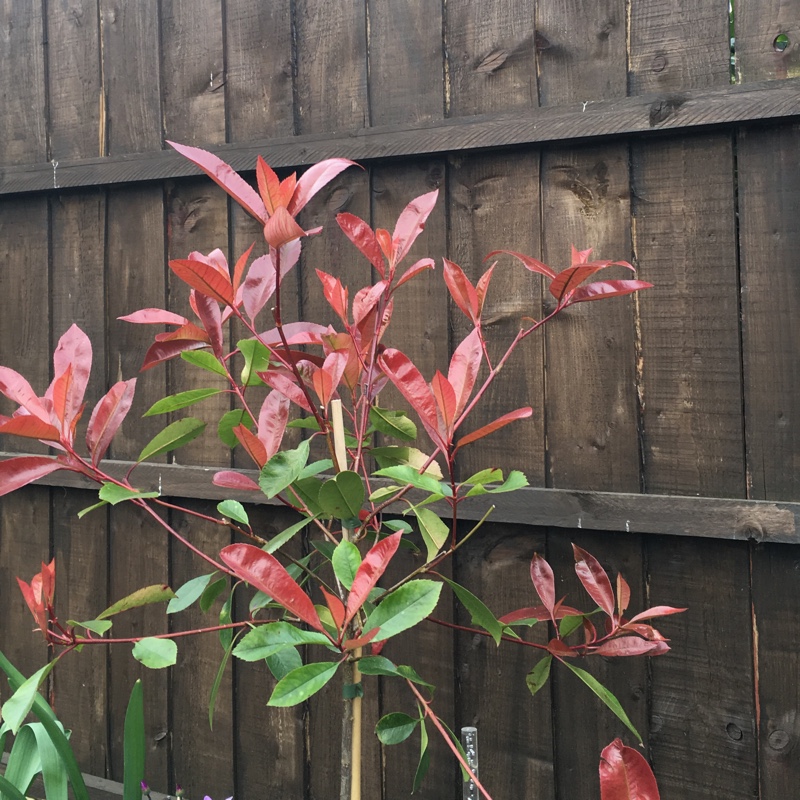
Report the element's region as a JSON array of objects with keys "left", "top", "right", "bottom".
[{"left": 4, "top": 453, "right": 797, "bottom": 544}]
